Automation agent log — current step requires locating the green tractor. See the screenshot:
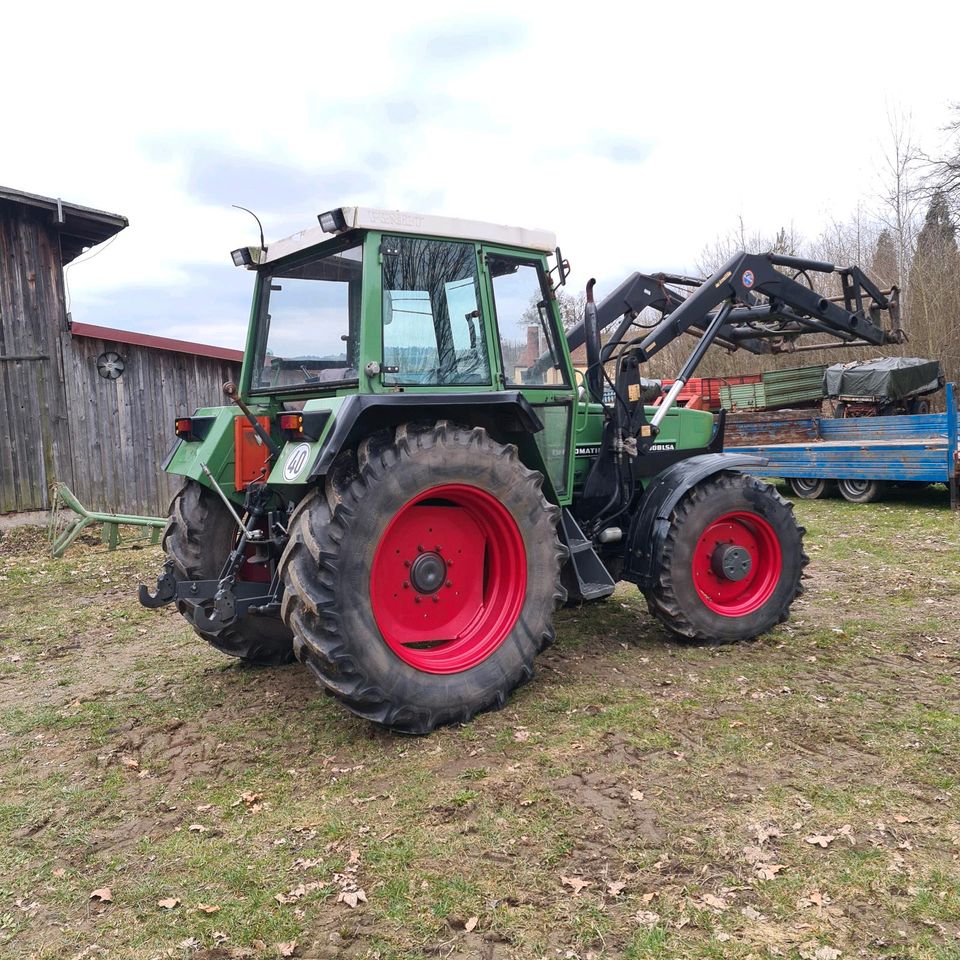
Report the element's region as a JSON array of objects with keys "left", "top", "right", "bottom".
[{"left": 140, "top": 206, "right": 903, "bottom": 733}]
